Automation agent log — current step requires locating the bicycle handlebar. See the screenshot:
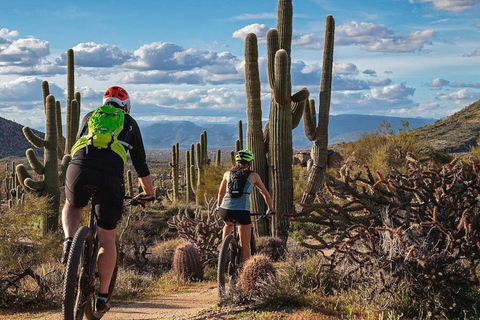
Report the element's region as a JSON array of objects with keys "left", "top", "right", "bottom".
[{"left": 124, "top": 194, "right": 155, "bottom": 207}]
